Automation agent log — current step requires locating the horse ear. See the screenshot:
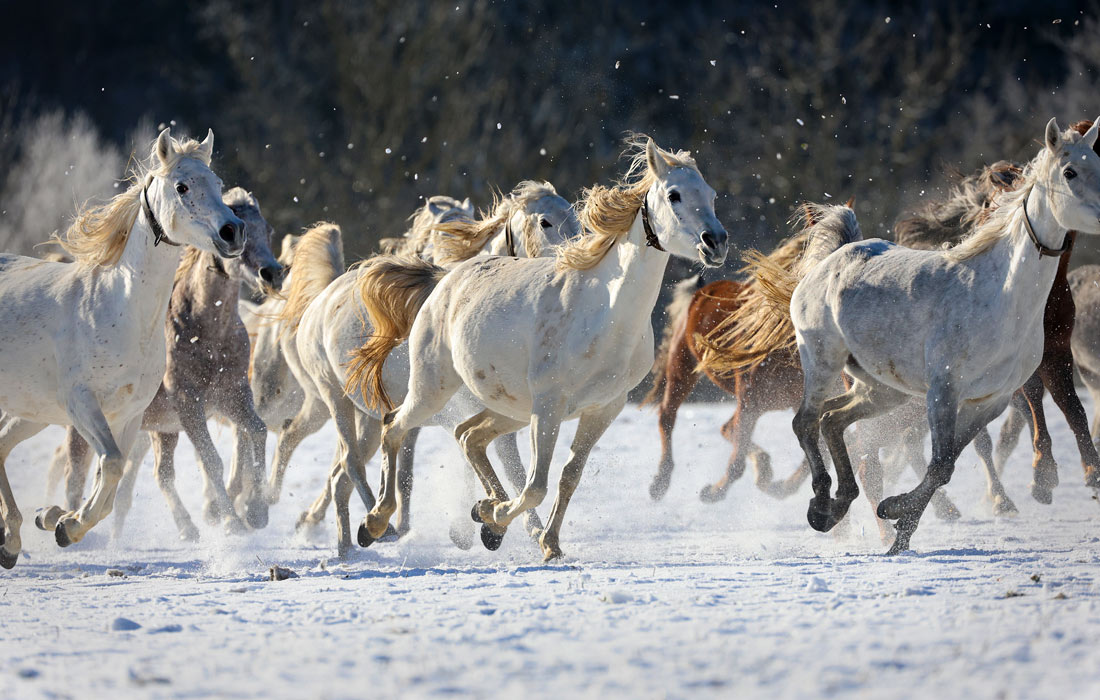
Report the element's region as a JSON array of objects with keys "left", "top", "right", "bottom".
[
  {"left": 845, "top": 196, "right": 855, "bottom": 208},
  {"left": 154, "top": 128, "right": 173, "bottom": 166},
  {"left": 1084, "top": 118, "right": 1100, "bottom": 149},
  {"left": 803, "top": 203, "right": 820, "bottom": 226},
  {"left": 461, "top": 197, "right": 473, "bottom": 212},
  {"left": 1046, "top": 117, "right": 1063, "bottom": 152},
  {"left": 198, "top": 129, "right": 214, "bottom": 162},
  {"left": 427, "top": 199, "right": 449, "bottom": 218},
  {"left": 646, "top": 139, "right": 669, "bottom": 178}
]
